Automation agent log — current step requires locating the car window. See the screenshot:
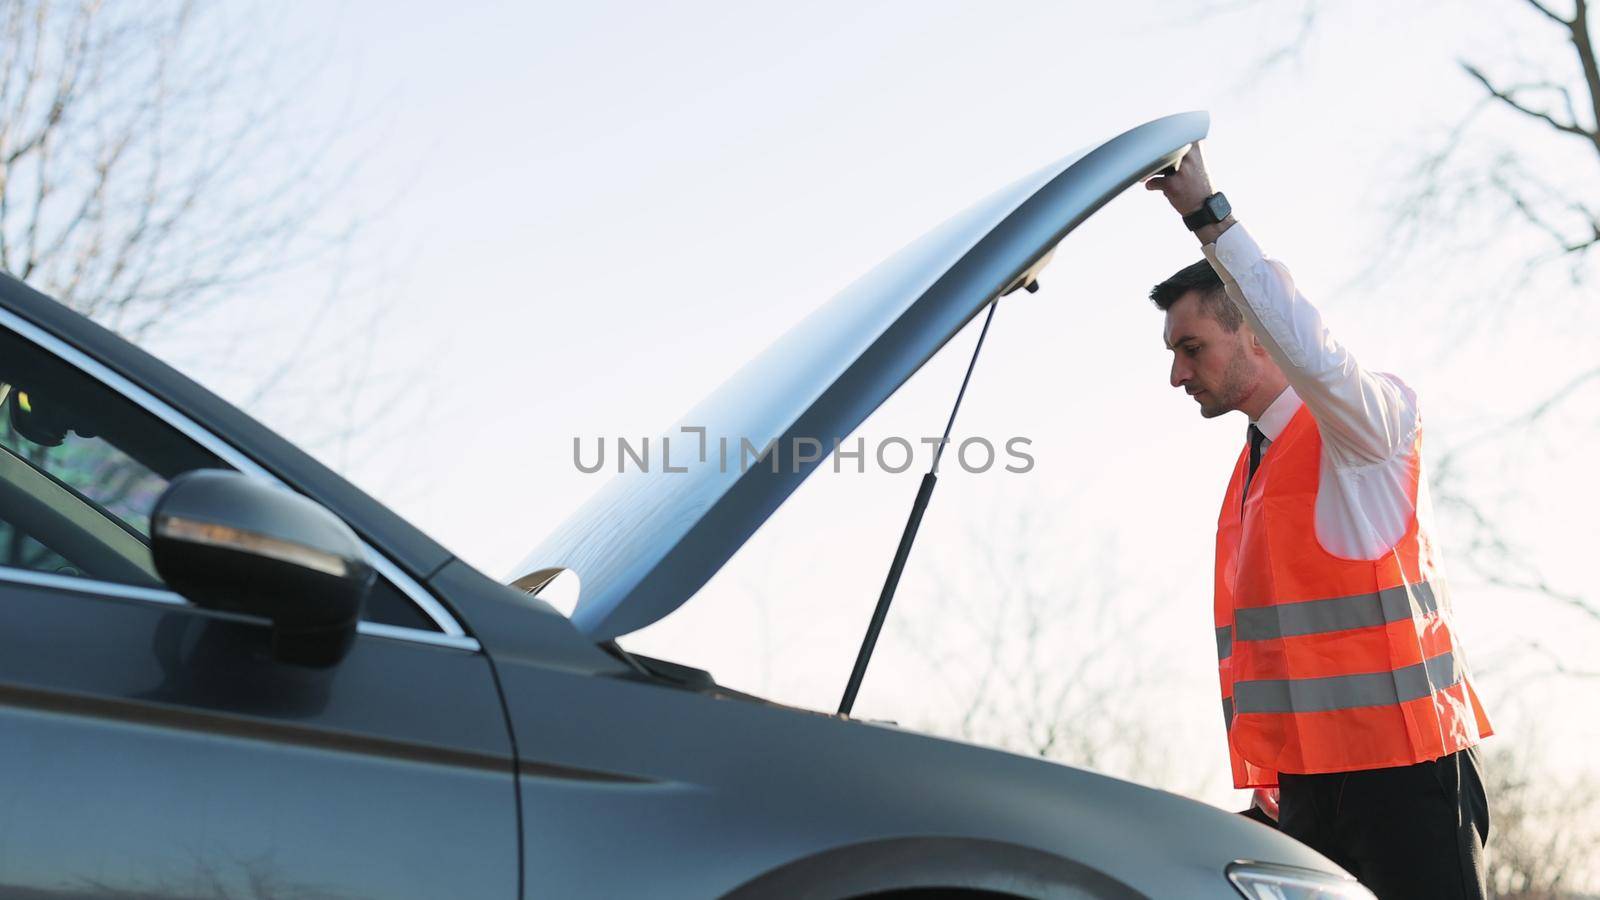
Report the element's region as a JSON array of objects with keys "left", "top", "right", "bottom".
[
  {"left": 0, "top": 329, "right": 218, "bottom": 586},
  {"left": 0, "top": 324, "right": 436, "bottom": 631}
]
